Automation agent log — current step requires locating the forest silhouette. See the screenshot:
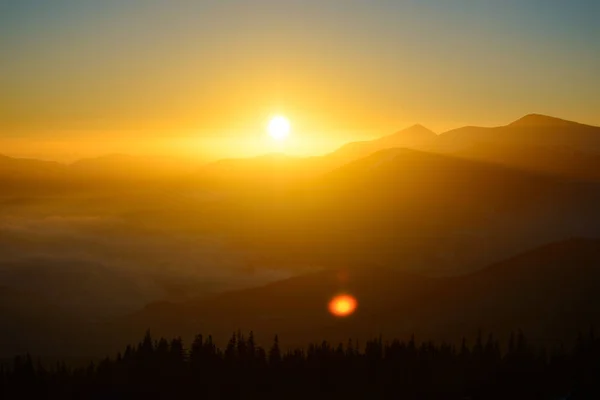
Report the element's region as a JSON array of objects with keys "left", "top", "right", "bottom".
[{"left": 2, "top": 329, "right": 599, "bottom": 399}]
